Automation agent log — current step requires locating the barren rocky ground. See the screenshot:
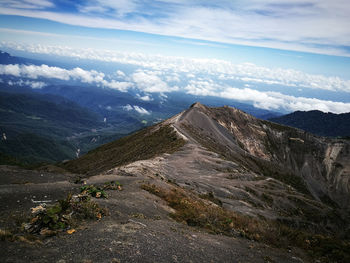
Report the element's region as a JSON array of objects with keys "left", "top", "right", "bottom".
[{"left": 0, "top": 165, "right": 308, "bottom": 263}]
